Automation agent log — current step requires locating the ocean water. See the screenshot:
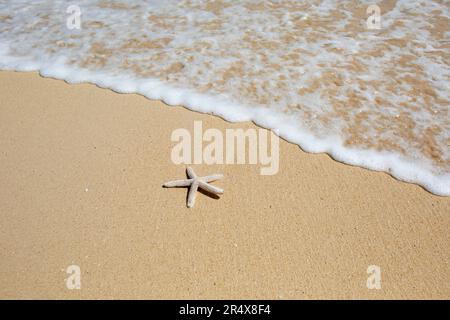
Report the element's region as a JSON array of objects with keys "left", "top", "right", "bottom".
[{"left": 0, "top": 0, "right": 449, "bottom": 195}]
